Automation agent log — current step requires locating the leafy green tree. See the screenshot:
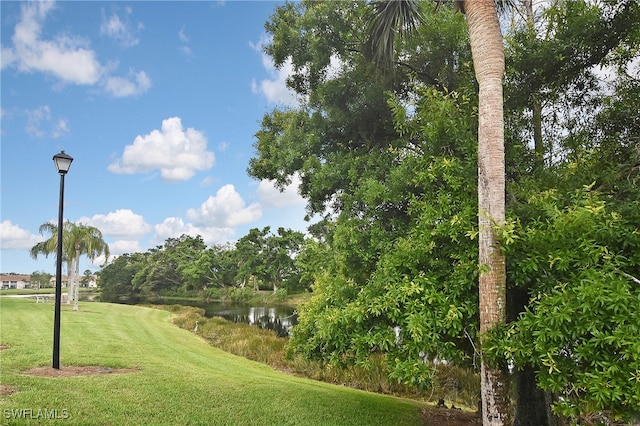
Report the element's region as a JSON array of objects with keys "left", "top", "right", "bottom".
[
  {"left": 234, "top": 227, "right": 305, "bottom": 293},
  {"left": 502, "top": 5, "right": 639, "bottom": 420},
  {"left": 500, "top": 3, "right": 640, "bottom": 421},
  {"left": 254, "top": 1, "right": 639, "bottom": 423},
  {"left": 507, "top": 0, "right": 640, "bottom": 111},
  {"left": 382, "top": 3, "right": 640, "bottom": 418},
  {"left": 131, "top": 247, "right": 181, "bottom": 298},
  {"left": 366, "top": 1, "right": 511, "bottom": 420},
  {"left": 512, "top": 272, "right": 640, "bottom": 422},
  {"left": 485, "top": 188, "right": 640, "bottom": 422},
  {"left": 126, "top": 235, "right": 207, "bottom": 298},
  {"left": 288, "top": 83, "right": 480, "bottom": 390},
  {"left": 98, "top": 236, "right": 241, "bottom": 302},
  {"left": 30, "top": 270, "right": 53, "bottom": 289},
  {"left": 294, "top": 237, "right": 332, "bottom": 292},
  {"left": 505, "top": 0, "right": 640, "bottom": 176},
  {"left": 253, "top": 0, "right": 459, "bottom": 371},
  {"left": 194, "top": 243, "right": 238, "bottom": 289},
  {"left": 251, "top": 2, "right": 474, "bottom": 289},
  {"left": 166, "top": 235, "right": 208, "bottom": 292},
  {"left": 234, "top": 227, "right": 271, "bottom": 290},
  {"left": 98, "top": 253, "right": 145, "bottom": 303},
  {"left": 80, "top": 269, "right": 93, "bottom": 287},
  {"left": 263, "top": 228, "right": 305, "bottom": 293},
  {"left": 254, "top": 0, "right": 510, "bottom": 420}
]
